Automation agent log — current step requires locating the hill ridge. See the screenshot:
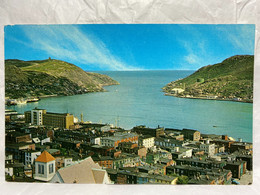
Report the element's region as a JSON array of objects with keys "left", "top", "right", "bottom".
[
  {"left": 5, "top": 59, "right": 119, "bottom": 99},
  {"left": 162, "top": 55, "right": 254, "bottom": 103}
]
